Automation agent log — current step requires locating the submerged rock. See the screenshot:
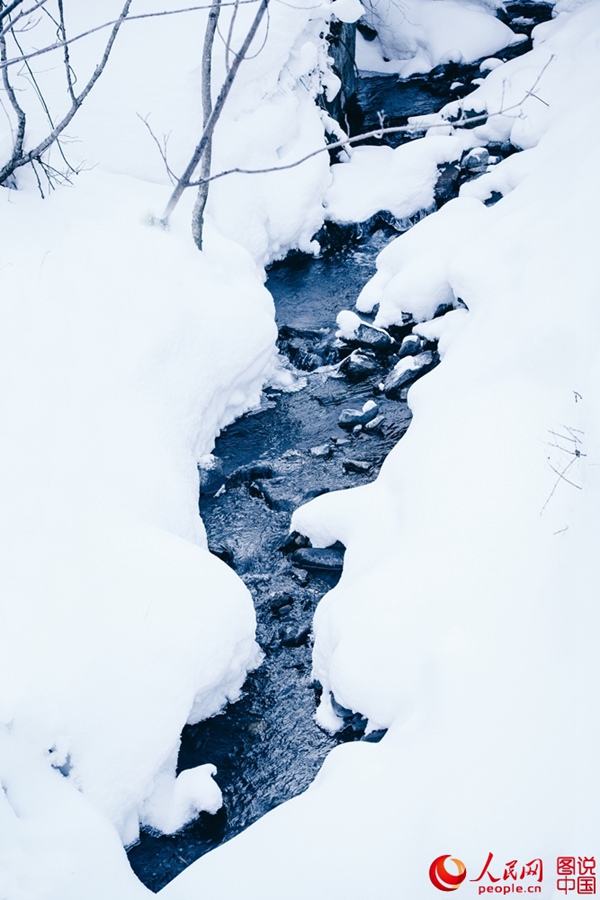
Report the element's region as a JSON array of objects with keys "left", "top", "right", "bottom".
[
  {"left": 343, "top": 459, "right": 372, "bottom": 475},
  {"left": 310, "top": 443, "right": 333, "bottom": 459},
  {"left": 228, "top": 462, "right": 274, "bottom": 486},
  {"left": 280, "top": 625, "right": 311, "bottom": 648}
]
